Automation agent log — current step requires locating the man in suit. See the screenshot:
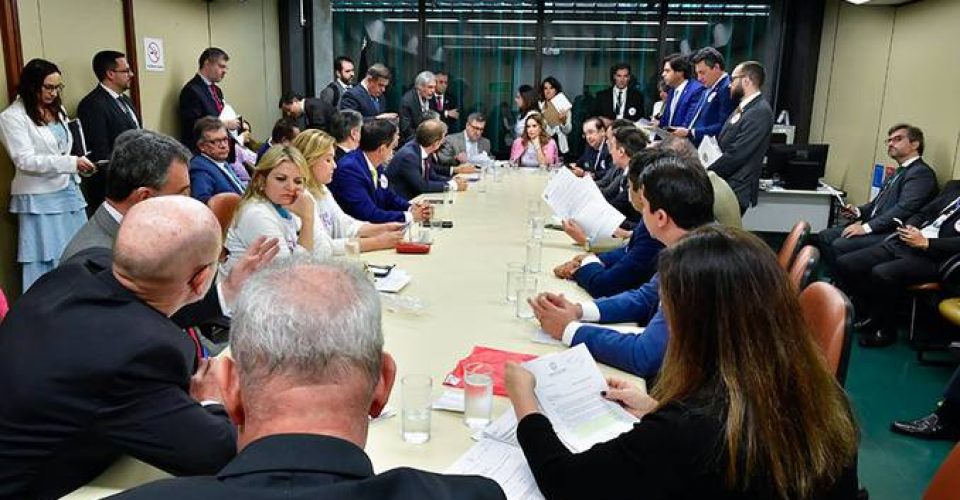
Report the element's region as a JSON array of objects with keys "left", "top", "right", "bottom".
[
  {"left": 190, "top": 117, "right": 245, "bottom": 203},
  {"left": 279, "top": 91, "right": 335, "bottom": 131},
  {"left": 319, "top": 55, "right": 355, "bottom": 111},
  {"left": 837, "top": 180, "right": 960, "bottom": 347},
  {"left": 328, "top": 119, "right": 432, "bottom": 223},
  {"left": 179, "top": 48, "right": 237, "bottom": 146},
  {"left": 659, "top": 54, "right": 705, "bottom": 128},
  {"left": 399, "top": 71, "right": 438, "bottom": 143},
  {"left": 593, "top": 63, "right": 645, "bottom": 123},
  {"left": 0, "top": 196, "right": 239, "bottom": 499},
  {"left": 61, "top": 130, "right": 190, "bottom": 262},
  {"left": 76, "top": 50, "right": 140, "bottom": 215},
  {"left": 568, "top": 117, "right": 612, "bottom": 178},
  {"left": 431, "top": 70, "right": 461, "bottom": 132},
  {"left": 386, "top": 119, "right": 466, "bottom": 200},
  {"left": 435, "top": 112, "right": 488, "bottom": 176},
  {"left": 339, "top": 63, "right": 398, "bottom": 122},
  {"left": 110, "top": 257, "right": 506, "bottom": 500},
  {"left": 331, "top": 109, "right": 363, "bottom": 162},
  {"left": 819, "top": 124, "right": 937, "bottom": 269},
  {"left": 531, "top": 150, "right": 715, "bottom": 377},
  {"left": 709, "top": 61, "right": 775, "bottom": 214},
  {"left": 669, "top": 47, "right": 735, "bottom": 146}
]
